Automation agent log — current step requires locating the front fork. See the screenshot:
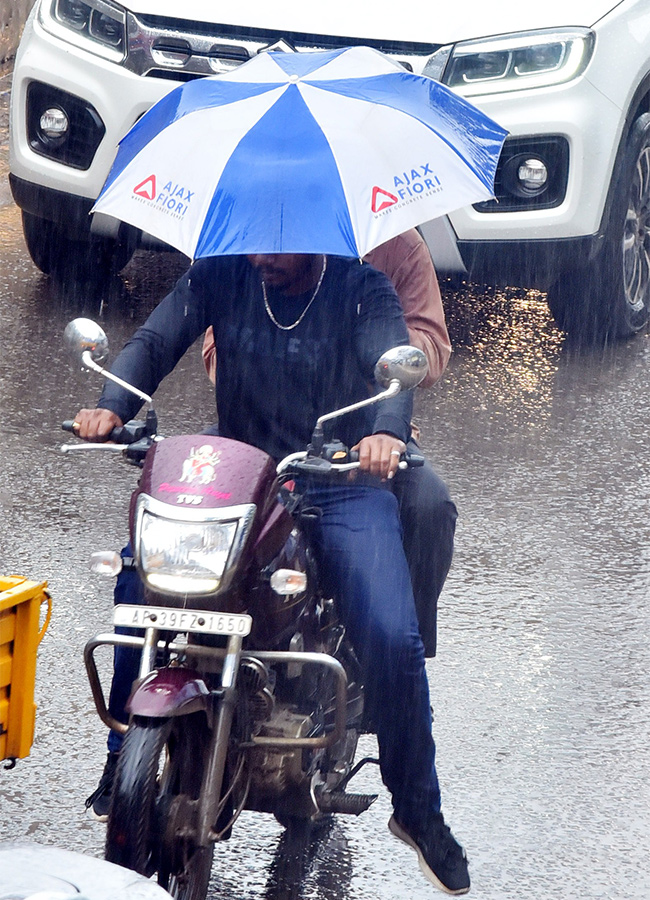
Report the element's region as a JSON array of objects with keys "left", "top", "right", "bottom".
[
  {"left": 84, "top": 626, "right": 243, "bottom": 846},
  {"left": 85, "top": 629, "right": 348, "bottom": 846},
  {"left": 196, "top": 634, "right": 242, "bottom": 845}
]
